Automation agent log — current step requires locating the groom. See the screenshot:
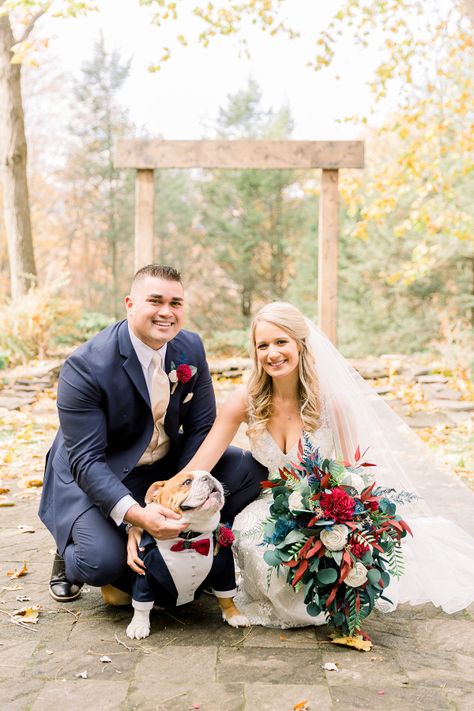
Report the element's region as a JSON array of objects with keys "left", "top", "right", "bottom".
[{"left": 39, "top": 264, "right": 266, "bottom": 602}]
